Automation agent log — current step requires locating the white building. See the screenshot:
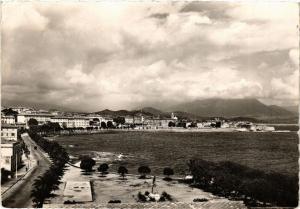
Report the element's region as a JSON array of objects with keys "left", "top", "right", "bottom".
[
  {"left": 1, "top": 115, "right": 15, "bottom": 124},
  {"left": 51, "top": 116, "right": 90, "bottom": 128},
  {"left": 17, "top": 113, "right": 53, "bottom": 127},
  {"left": 11, "top": 107, "right": 32, "bottom": 114},
  {"left": 1, "top": 124, "right": 18, "bottom": 141},
  {"left": 1, "top": 140, "right": 22, "bottom": 172}
]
